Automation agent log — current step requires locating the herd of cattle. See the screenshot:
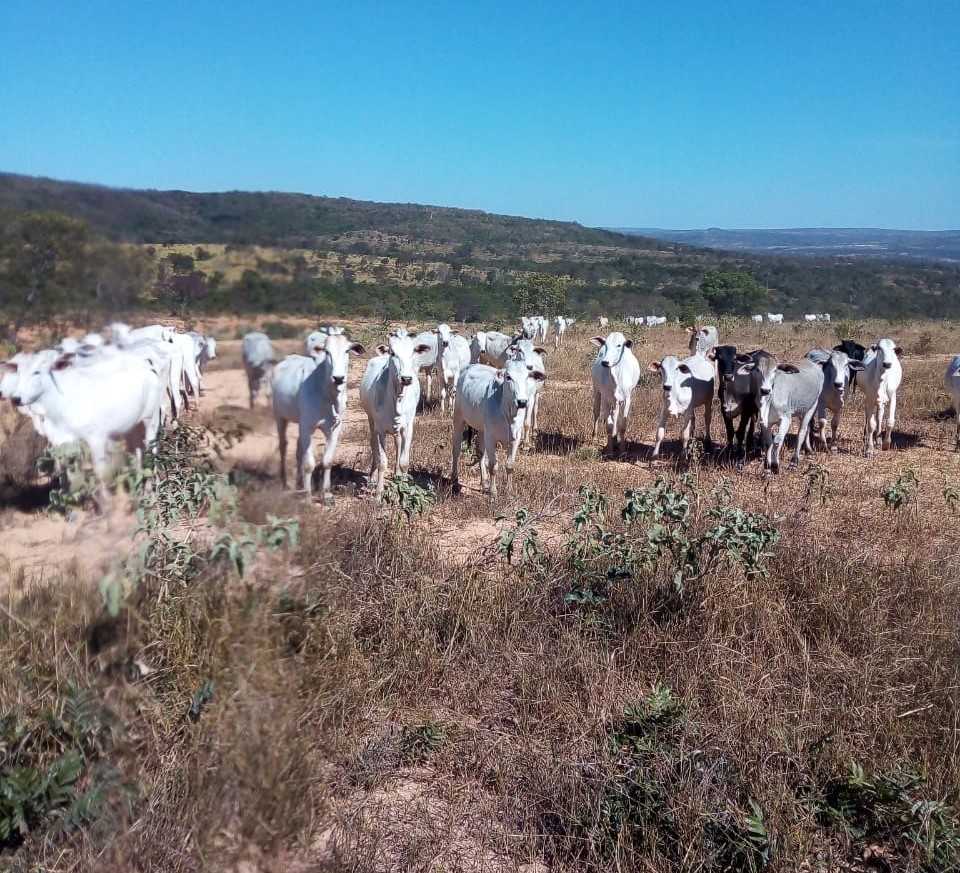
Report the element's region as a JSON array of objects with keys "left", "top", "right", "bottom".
[{"left": 3, "top": 318, "right": 960, "bottom": 506}]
